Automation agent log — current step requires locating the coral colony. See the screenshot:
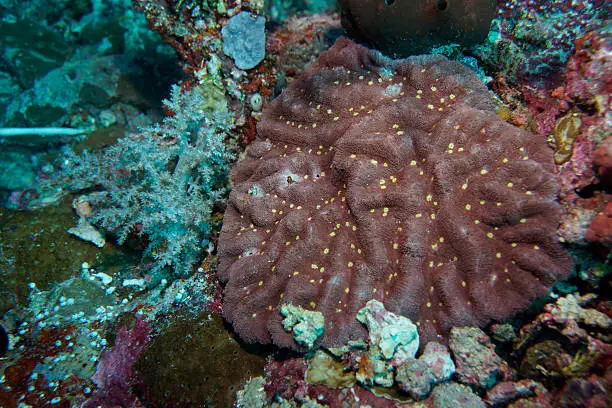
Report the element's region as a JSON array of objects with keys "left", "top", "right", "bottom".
[
  {"left": 0, "top": 0, "right": 610, "bottom": 407},
  {"left": 219, "top": 37, "right": 572, "bottom": 349}
]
